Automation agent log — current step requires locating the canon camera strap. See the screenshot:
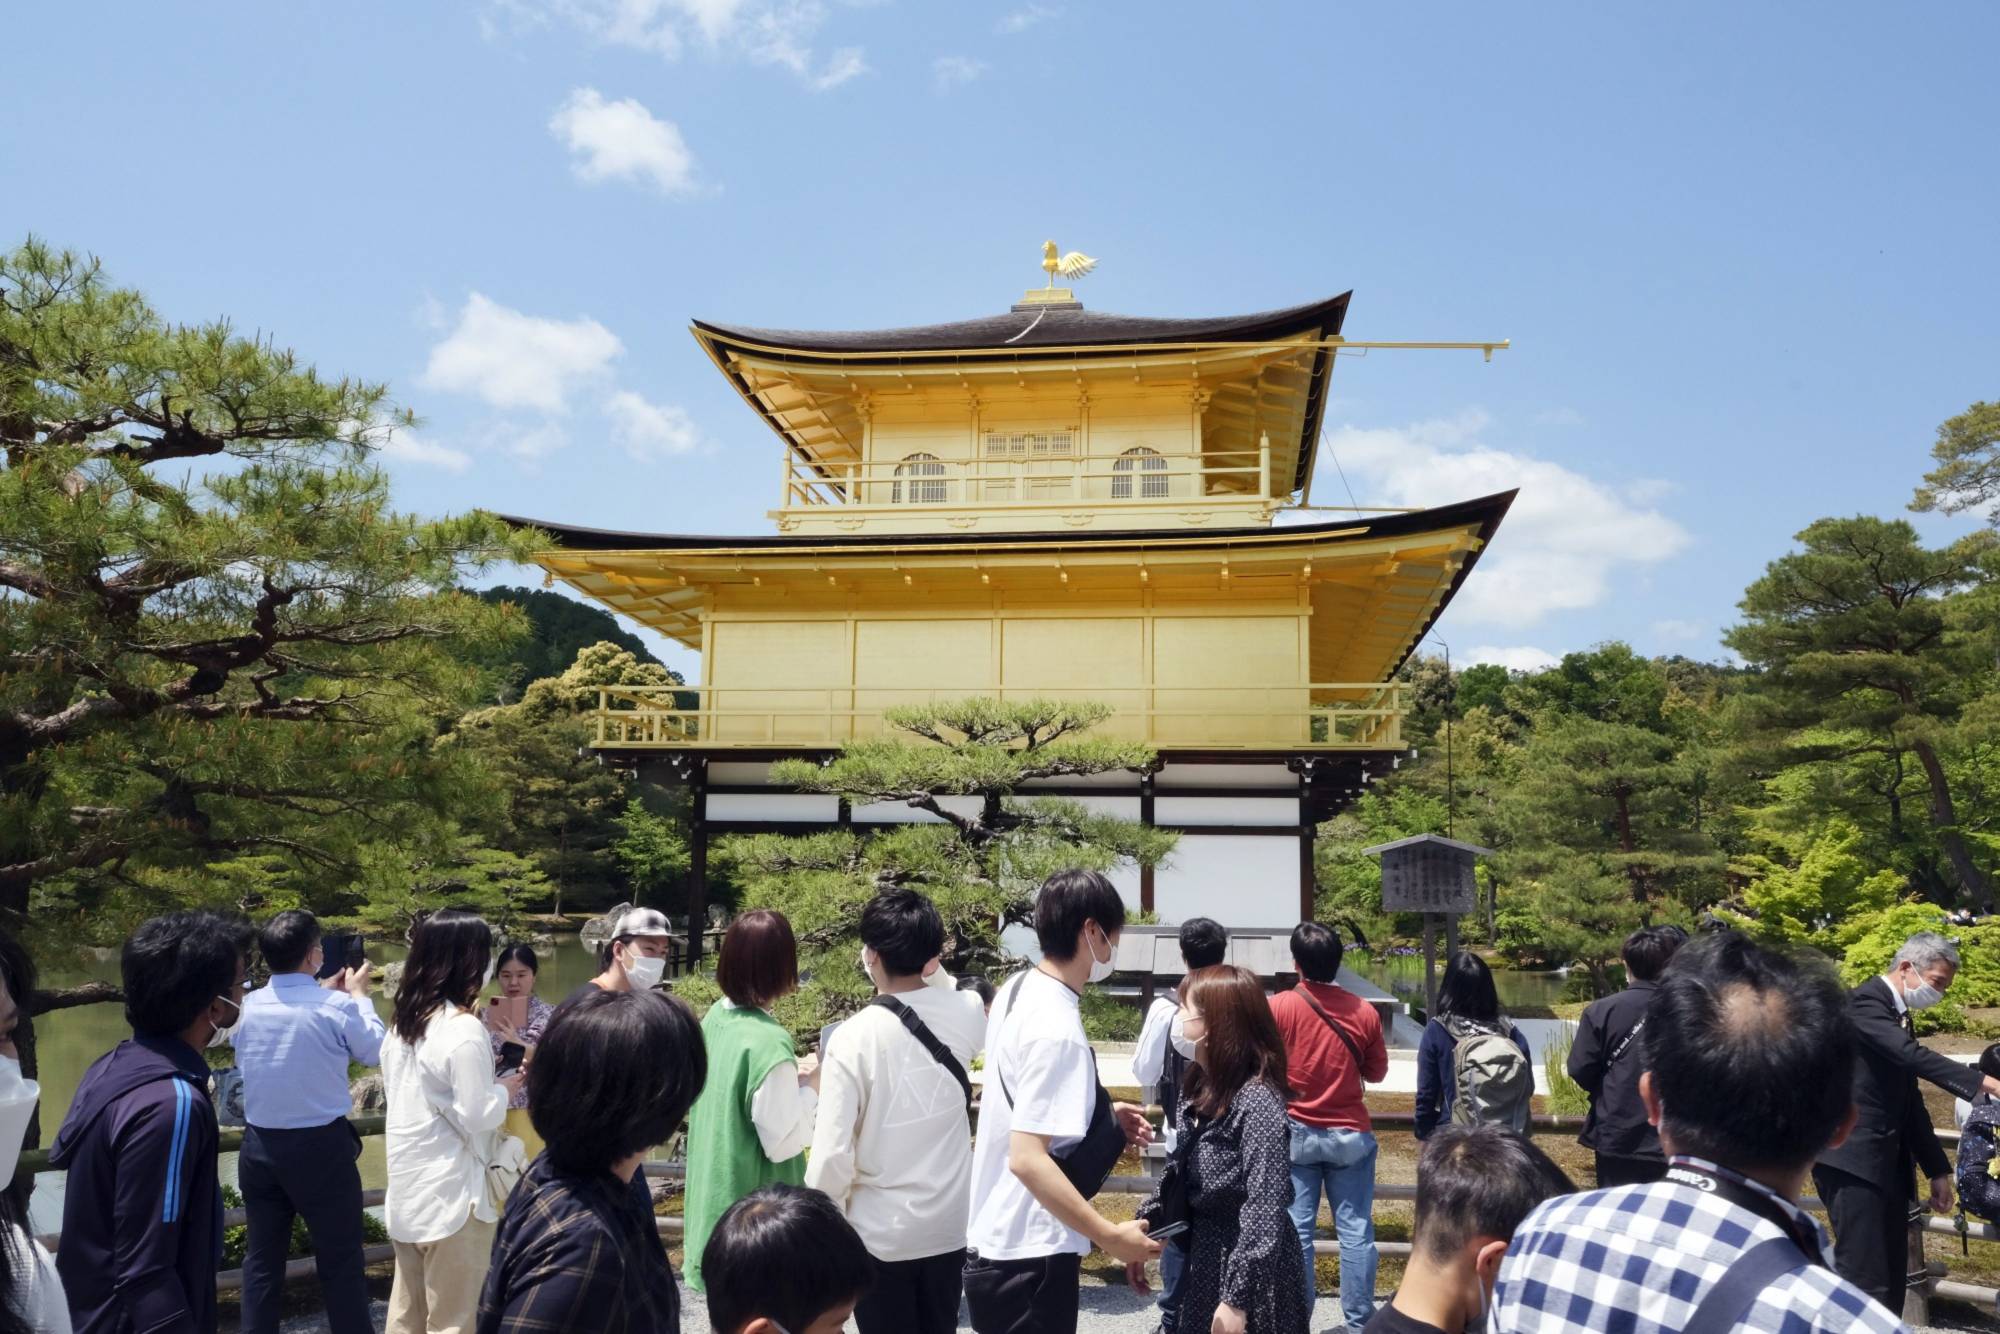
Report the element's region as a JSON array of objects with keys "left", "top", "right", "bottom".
[{"left": 1663, "top": 1160, "right": 1828, "bottom": 1268}]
